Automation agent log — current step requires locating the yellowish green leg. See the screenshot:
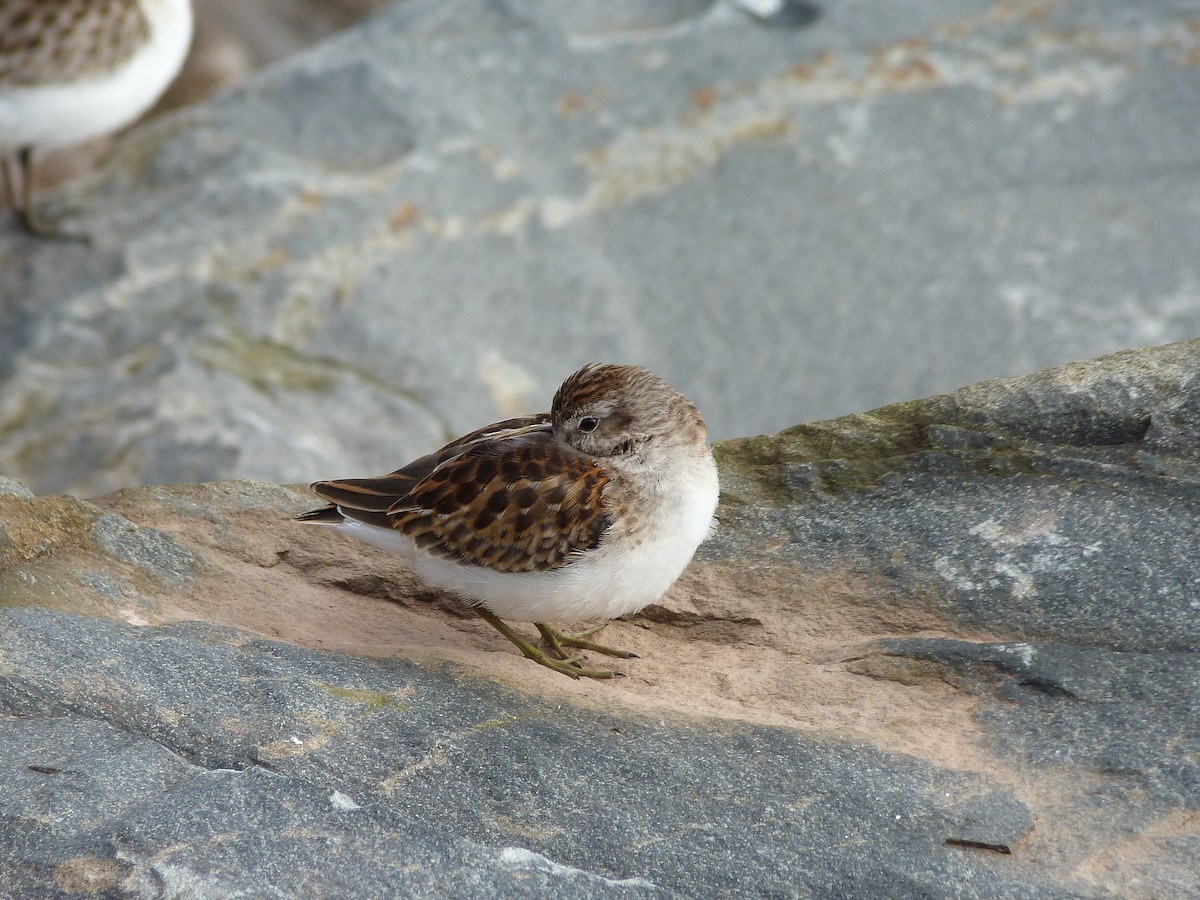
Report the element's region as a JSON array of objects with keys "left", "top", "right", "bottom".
[
  {"left": 536, "top": 622, "right": 639, "bottom": 660},
  {"left": 17, "top": 146, "right": 46, "bottom": 235},
  {"left": 1, "top": 157, "right": 15, "bottom": 218},
  {"left": 473, "top": 608, "right": 620, "bottom": 680},
  {"left": 14, "top": 147, "right": 86, "bottom": 241}
]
